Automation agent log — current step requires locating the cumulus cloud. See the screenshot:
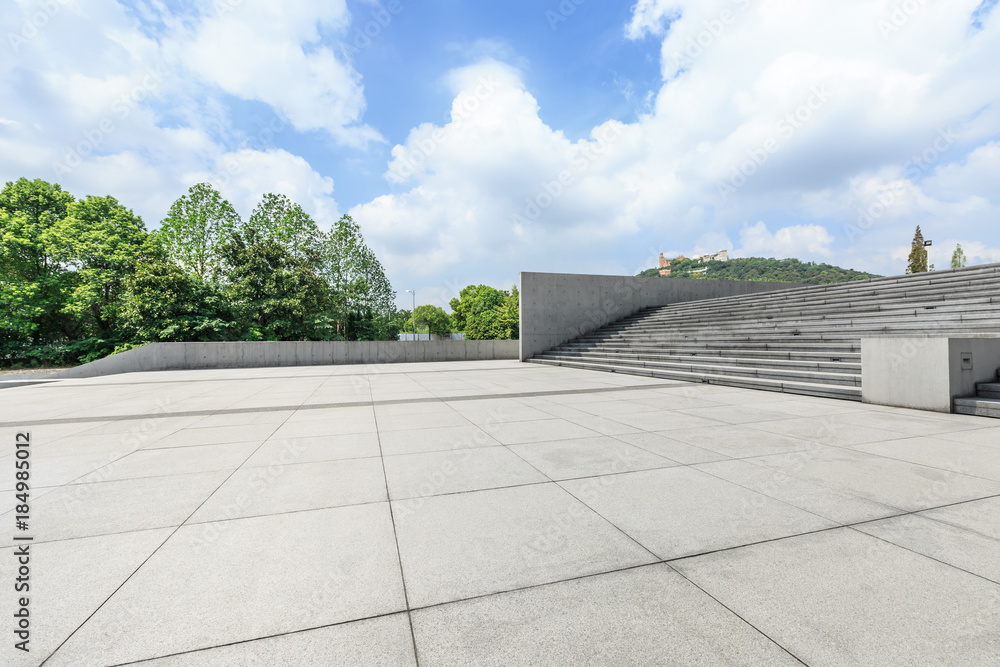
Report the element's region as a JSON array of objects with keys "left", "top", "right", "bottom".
[
  {"left": 735, "top": 221, "right": 834, "bottom": 258},
  {"left": 2, "top": 0, "right": 999, "bottom": 293},
  {"left": 350, "top": 60, "right": 645, "bottom": 280},
  {"left": 0, "top": 0, "right": 374, "bottom": 225},
  {"left": 352, "top": 0, "right": 1000, "bottom": 284},
  {"left": 170, "top": 0, "right": 381, "bottom": 147}
]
